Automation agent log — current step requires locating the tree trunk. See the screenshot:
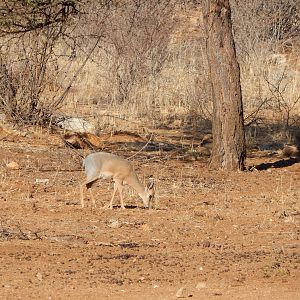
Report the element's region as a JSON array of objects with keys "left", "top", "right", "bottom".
[{"left": 204, "top": 0, "right": 246, "bottom": 170}]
